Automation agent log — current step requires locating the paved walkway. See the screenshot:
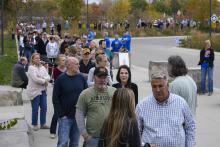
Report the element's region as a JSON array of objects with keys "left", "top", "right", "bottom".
[{"left": 22, "top": 65, "right": 220, "bottom": 147}]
